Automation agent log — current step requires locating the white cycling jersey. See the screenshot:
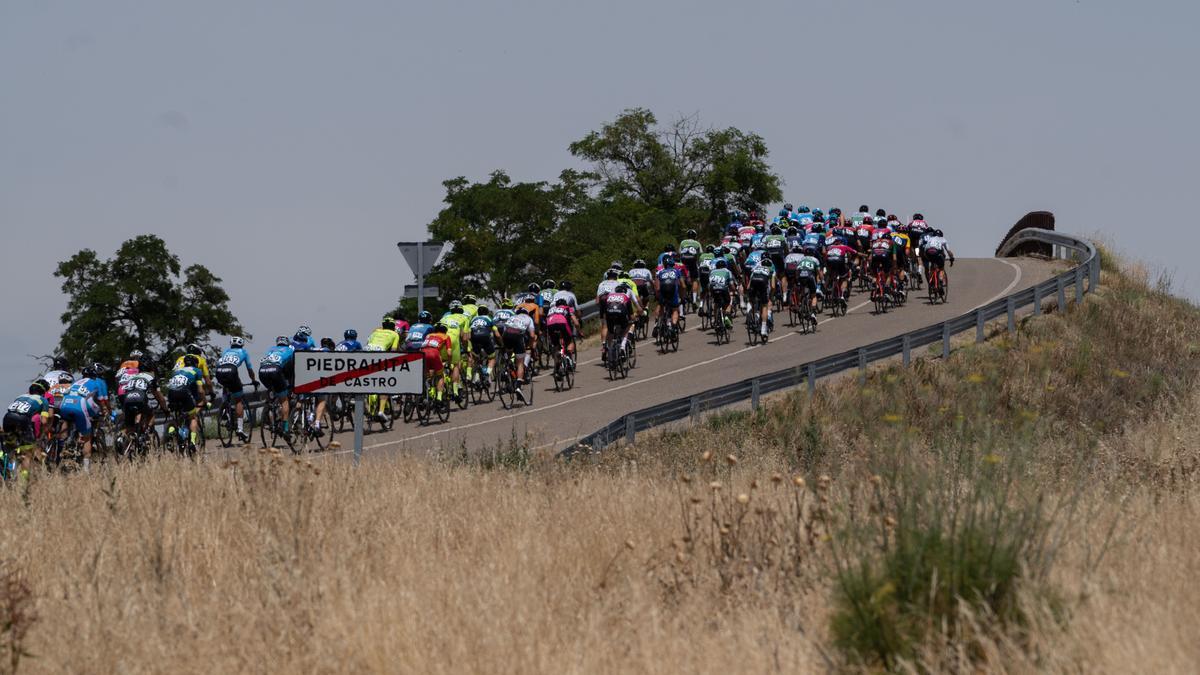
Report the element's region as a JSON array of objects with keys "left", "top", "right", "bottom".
[
  {"left": 923, "top": 236, "right": 949, "bottom": 253},
  {"left": 596, "top": 280, "right": 620, "bottom": 298},
  {"left": 552, "top": 290, "right": 578, "bottom": 309},
  {"left": 504, "top": 313, "right": 536, "bottom": 336}
]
